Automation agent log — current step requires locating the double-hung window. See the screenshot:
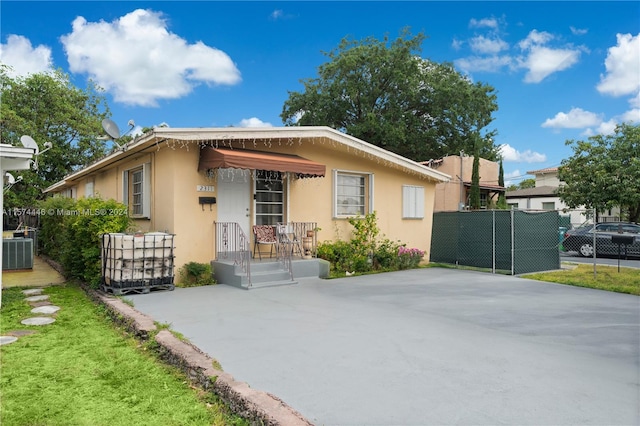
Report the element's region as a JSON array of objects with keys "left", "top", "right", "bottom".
[{"left": 333, "top": 170, "right": 374, "bottom": 217}]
